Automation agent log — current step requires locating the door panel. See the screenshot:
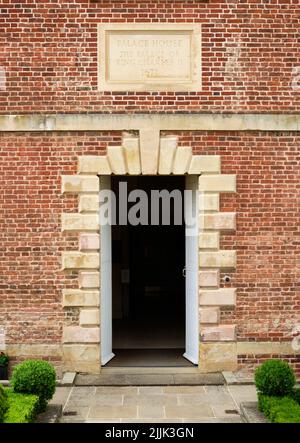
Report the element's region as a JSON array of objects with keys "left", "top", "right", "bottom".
[
  {"left": 184, "top": 175, "right": 199, "bottom": 364},
  {"left": 100, "top": 176, "right": 115, "bottom": 365}
]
